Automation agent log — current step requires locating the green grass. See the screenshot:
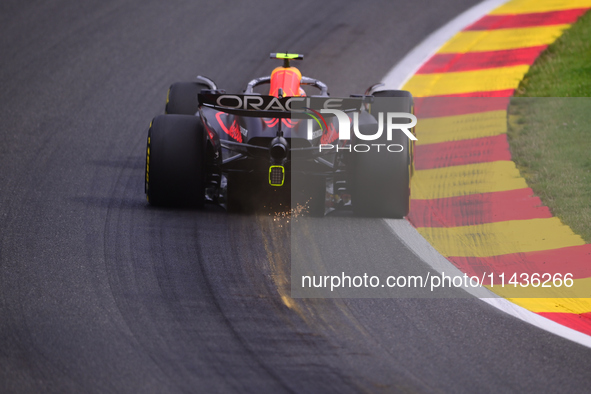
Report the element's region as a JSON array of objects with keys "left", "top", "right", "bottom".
[
  {"left": 509, "top": 10, "right": 591, "bottom": 242},
  {"left": 514, "top": 10, "right": 591, "bottom": 97}
]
